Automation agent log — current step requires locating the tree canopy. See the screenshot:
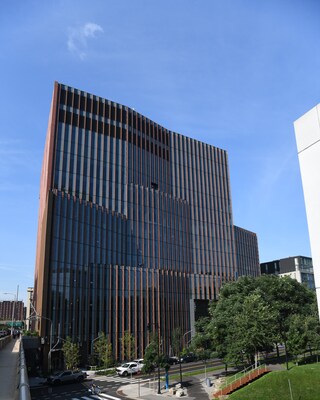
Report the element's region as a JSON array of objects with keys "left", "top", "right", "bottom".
[
  {"left": 207, "top": 275, "right": 318, "bottom": 368},
  {"left": 120, "top": 331, "right": 135, "bottom": 361},
  {"left": 62, "top": 336, "right": 80, "bottom": 370},
  {"left": 93, "top": 332, "right": 114, "bottom": 368}
]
